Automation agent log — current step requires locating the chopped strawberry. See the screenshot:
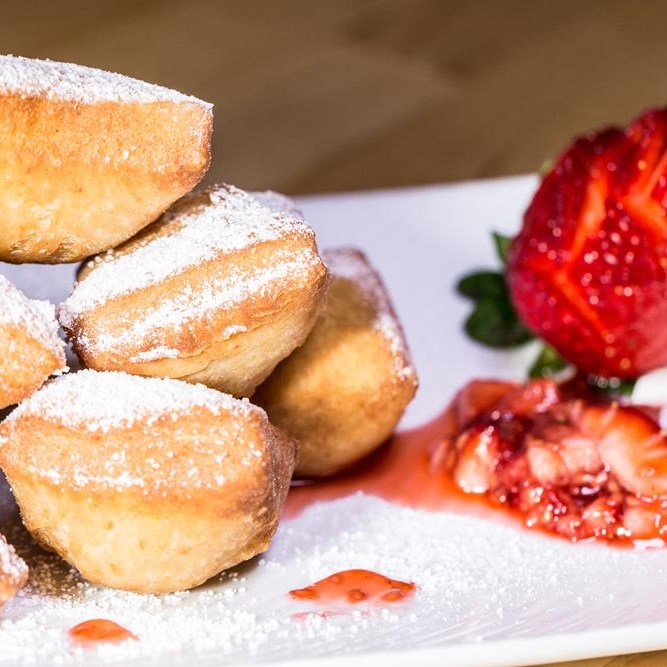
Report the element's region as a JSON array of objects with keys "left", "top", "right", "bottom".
[
  {"left": 581, "top": 405, "right": 667, "bottom": 497},
  {"left": 507, "top": 107, "right": 667, "bottom": 378},
  {"left": 442, "top": 379, "right": 667, "bottom": 544}
]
